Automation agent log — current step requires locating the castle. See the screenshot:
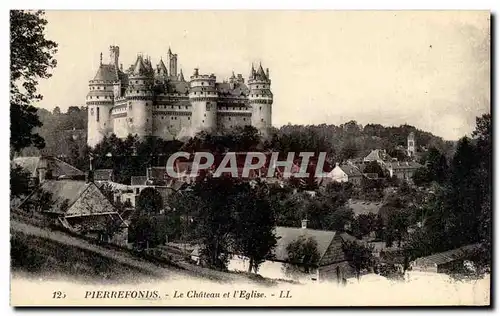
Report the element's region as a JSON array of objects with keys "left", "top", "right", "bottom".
[{"left": 86, "top": 46, "right": 273, "bottom": 148}]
